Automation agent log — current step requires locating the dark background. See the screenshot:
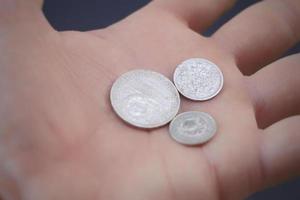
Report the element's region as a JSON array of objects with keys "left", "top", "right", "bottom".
[{"left": 42, "top": 0, "right": 300, "bottom": 199}]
